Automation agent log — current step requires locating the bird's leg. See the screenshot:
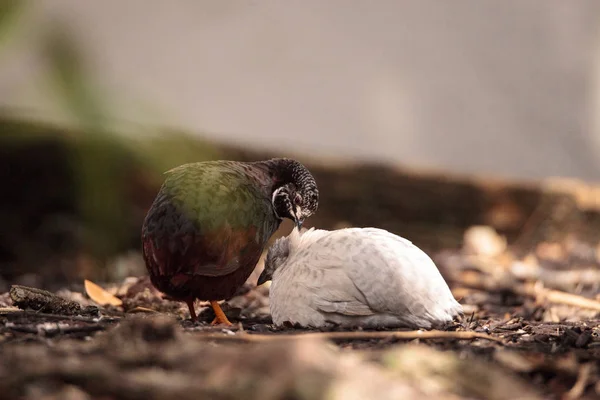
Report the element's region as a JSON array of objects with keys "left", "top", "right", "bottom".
[
  {"left": 210, "top": 300, "right": 233, "bottom": 326},
  {"left": 185, "top": 298, "right": 197, "bottom": 322}
]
